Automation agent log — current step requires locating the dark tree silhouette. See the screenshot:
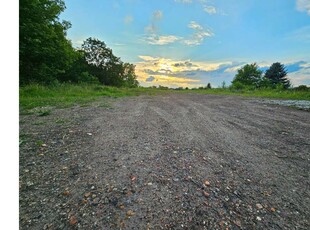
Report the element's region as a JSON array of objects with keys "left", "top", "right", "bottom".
[{"left": 264, "top": 62, "right": 290, "bottom": 89}]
